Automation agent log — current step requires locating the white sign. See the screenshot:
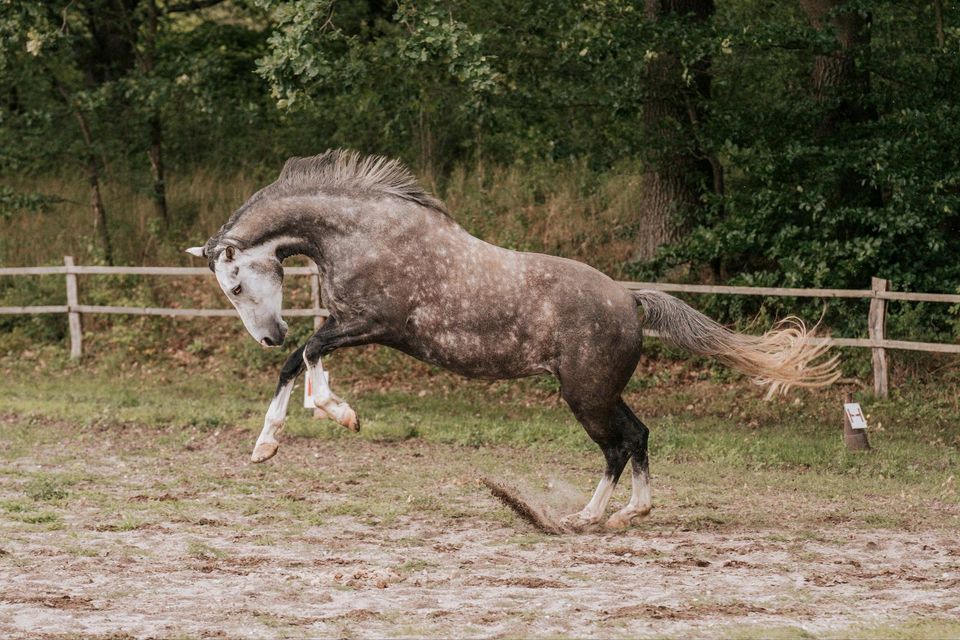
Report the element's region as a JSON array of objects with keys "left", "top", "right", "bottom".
[
  {"left": 844, "top": 403, "right": 868, "bottom": 430},
  {"left": 304, "top": 371, "right": 330, "bottom": 409}
]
